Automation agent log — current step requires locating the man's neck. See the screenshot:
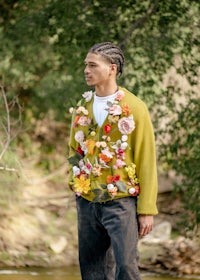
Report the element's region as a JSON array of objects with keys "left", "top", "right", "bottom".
[{"left": 95, "top": 82, "right": 118, "bottom": 97}]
